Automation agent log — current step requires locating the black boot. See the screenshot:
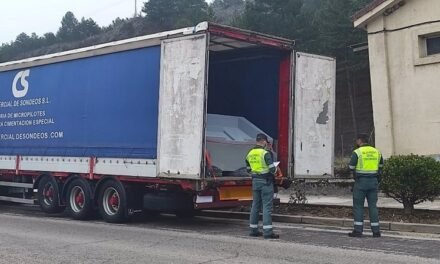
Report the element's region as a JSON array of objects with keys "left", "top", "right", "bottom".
[
  {"left": 348, "top": 231, "right": 363, "bottom": 237},
  {"left": 264, "top": 233, "right": 280, "bottom": 239},
  {"left": 373, "top": 232, "right": 381, "bottom": 238},
  {"left": 249, "top": 231, "right": 263, "bottom": 237}
]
